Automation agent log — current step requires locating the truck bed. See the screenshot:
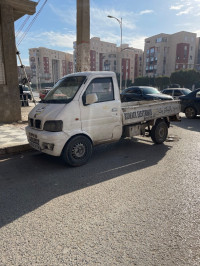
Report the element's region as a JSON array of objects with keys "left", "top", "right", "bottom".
[{"left": 121, "top": 100, "right": 180, "bottom": 125}]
